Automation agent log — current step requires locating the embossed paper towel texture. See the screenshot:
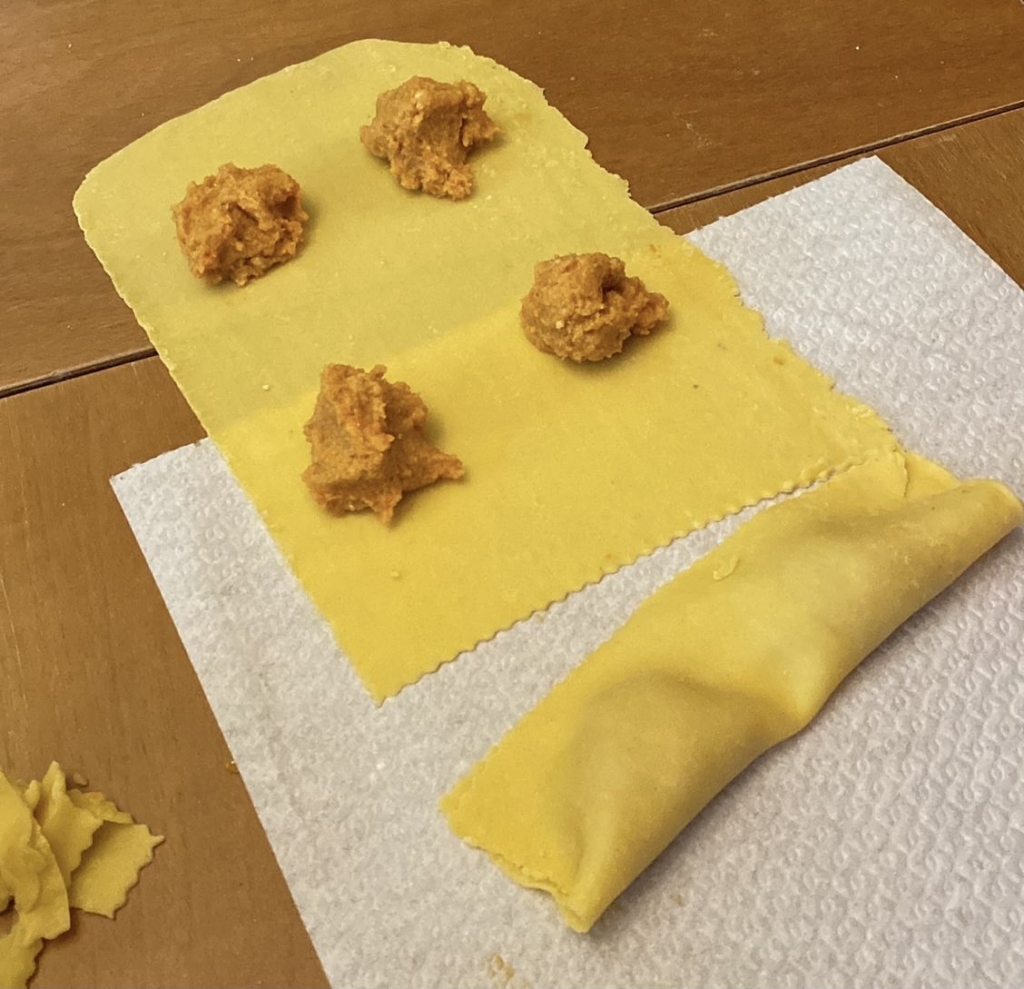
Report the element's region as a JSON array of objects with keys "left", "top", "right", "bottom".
[{"left": 113, "top": 158, "right": 1024, "bottom": 988}]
